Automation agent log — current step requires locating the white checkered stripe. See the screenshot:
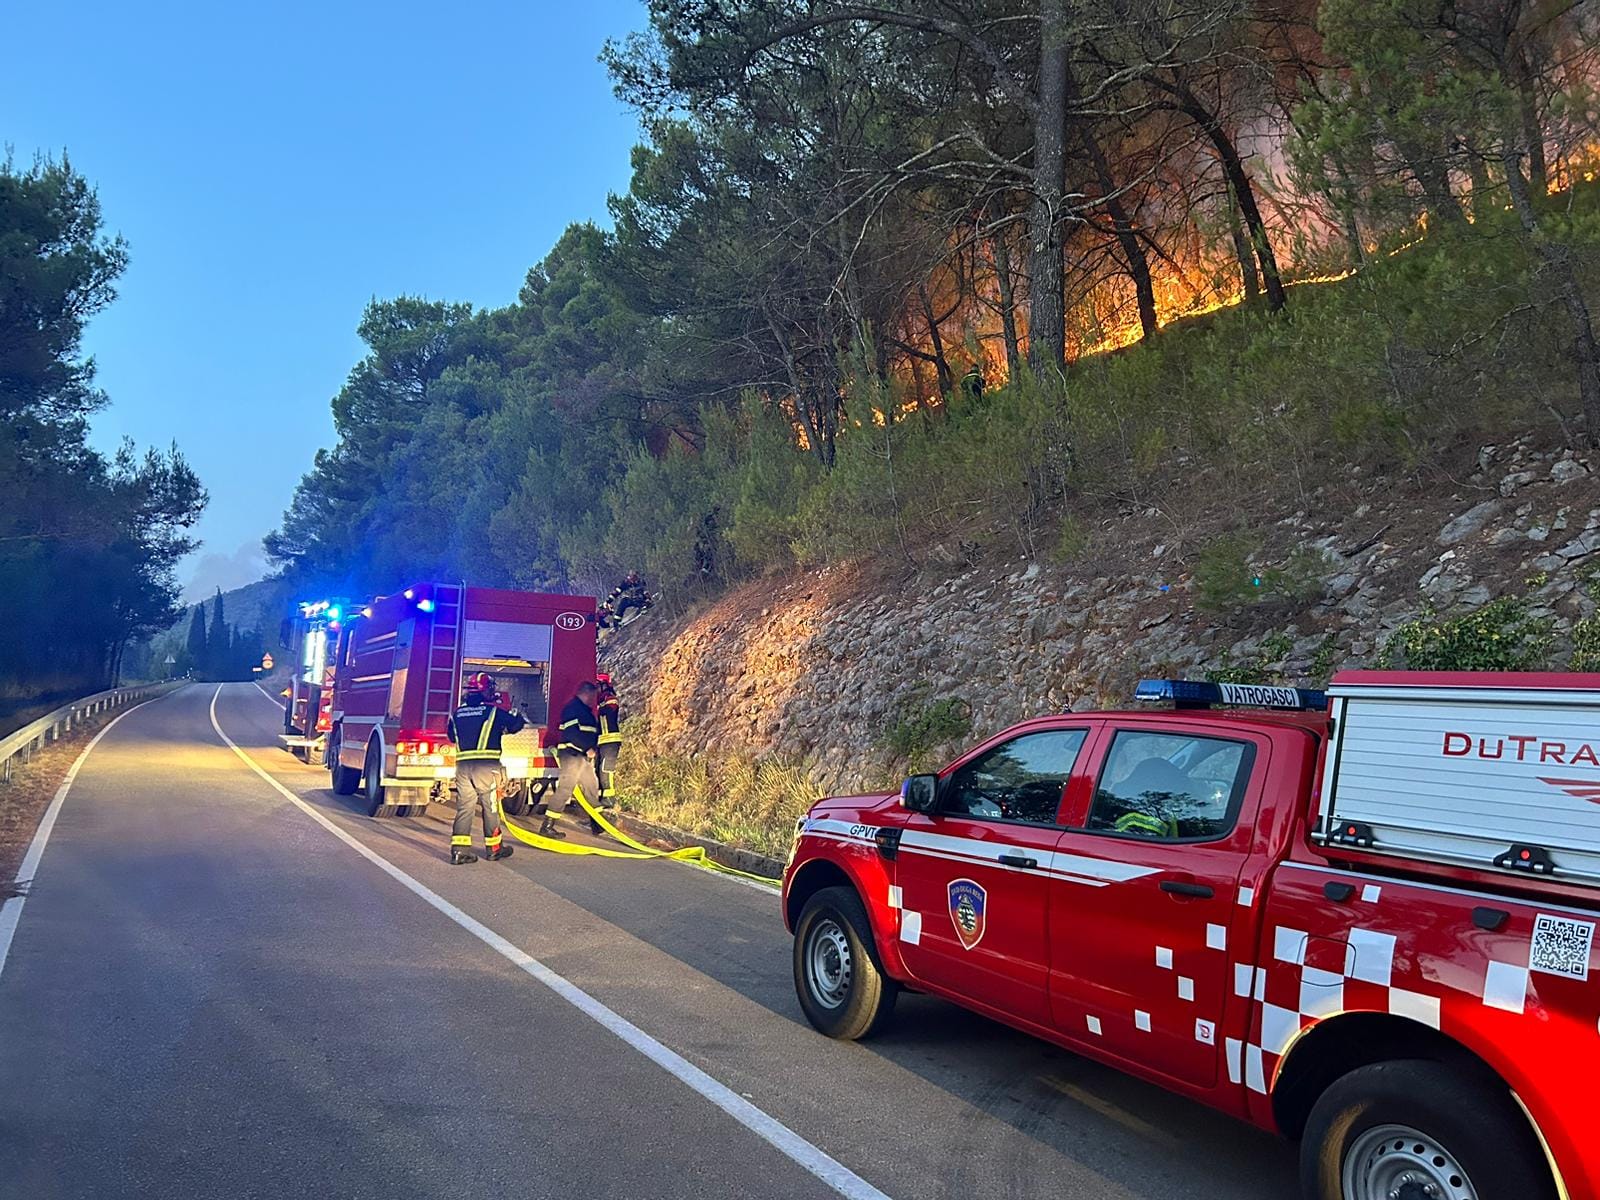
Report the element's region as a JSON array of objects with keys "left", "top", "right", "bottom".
[{"left": 1228, "top": 918, "right": 1452, "bottom": 1095}]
